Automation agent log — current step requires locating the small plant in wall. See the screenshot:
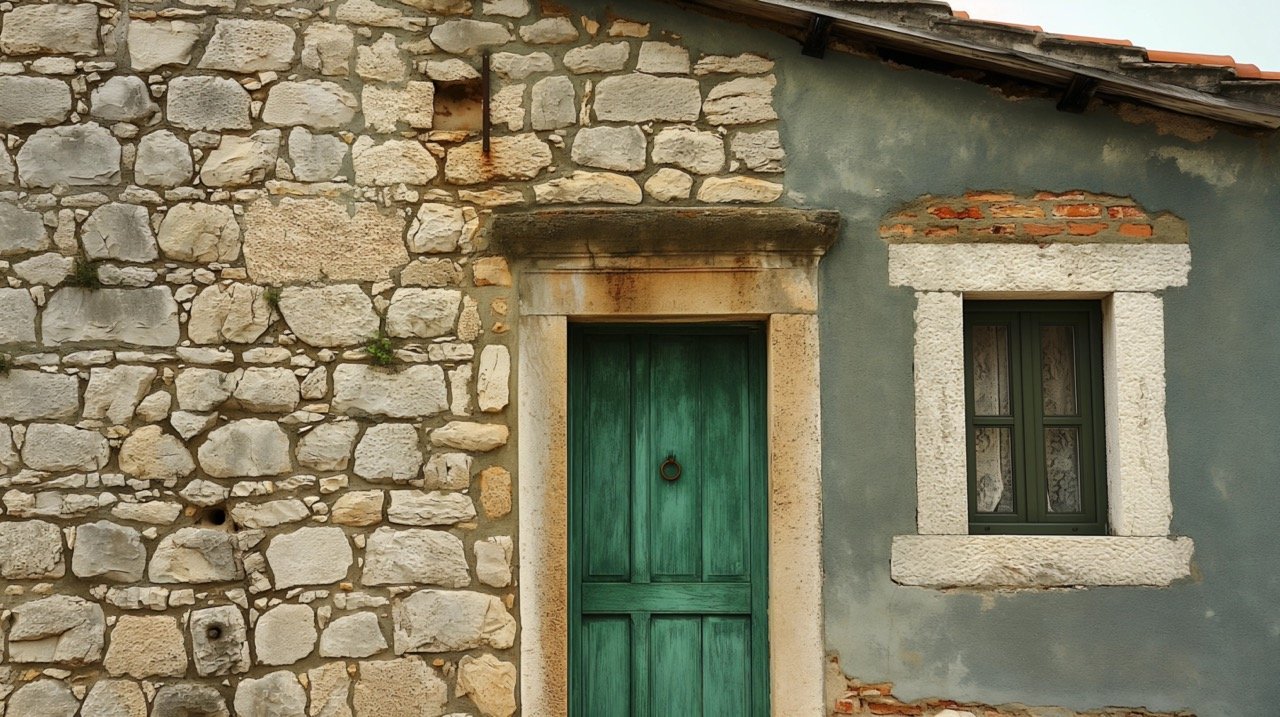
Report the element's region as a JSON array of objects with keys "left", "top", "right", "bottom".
[
  {"left": 365, "top": 331, "right": 396, "bottom": 367},
  {"left": 66, "top": 256, "right": 102, "bottom": 289},
  {"left": 264, "top": 286, "right": 282, "bottom": 312}
]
